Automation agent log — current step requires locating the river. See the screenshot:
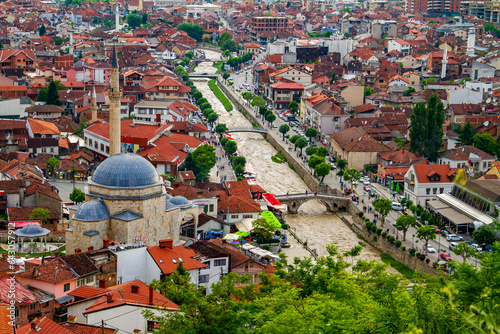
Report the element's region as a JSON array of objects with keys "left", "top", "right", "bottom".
[{"left": 193, "top": 50, "right": 383, "bottom": 263}]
